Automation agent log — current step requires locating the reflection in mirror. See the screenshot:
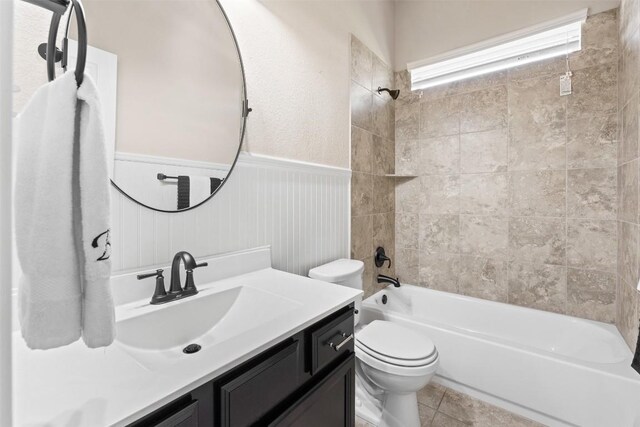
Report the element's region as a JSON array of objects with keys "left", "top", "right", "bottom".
[{"left": 70, "top": 0, "right": 246, "bottom": 211}]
